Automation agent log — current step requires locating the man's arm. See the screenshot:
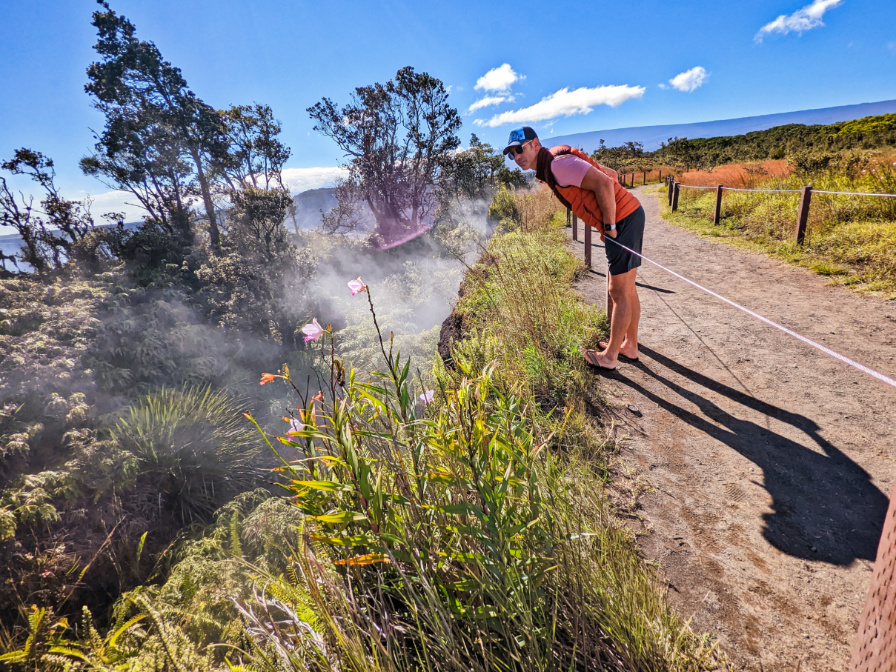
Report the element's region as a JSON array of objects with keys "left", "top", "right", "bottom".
[
  {"left": 594, "top": 163, "right": 619, "bottom": 182},
  {"left": 580, "top": 165, "right": 617, "bottom": 239}
]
